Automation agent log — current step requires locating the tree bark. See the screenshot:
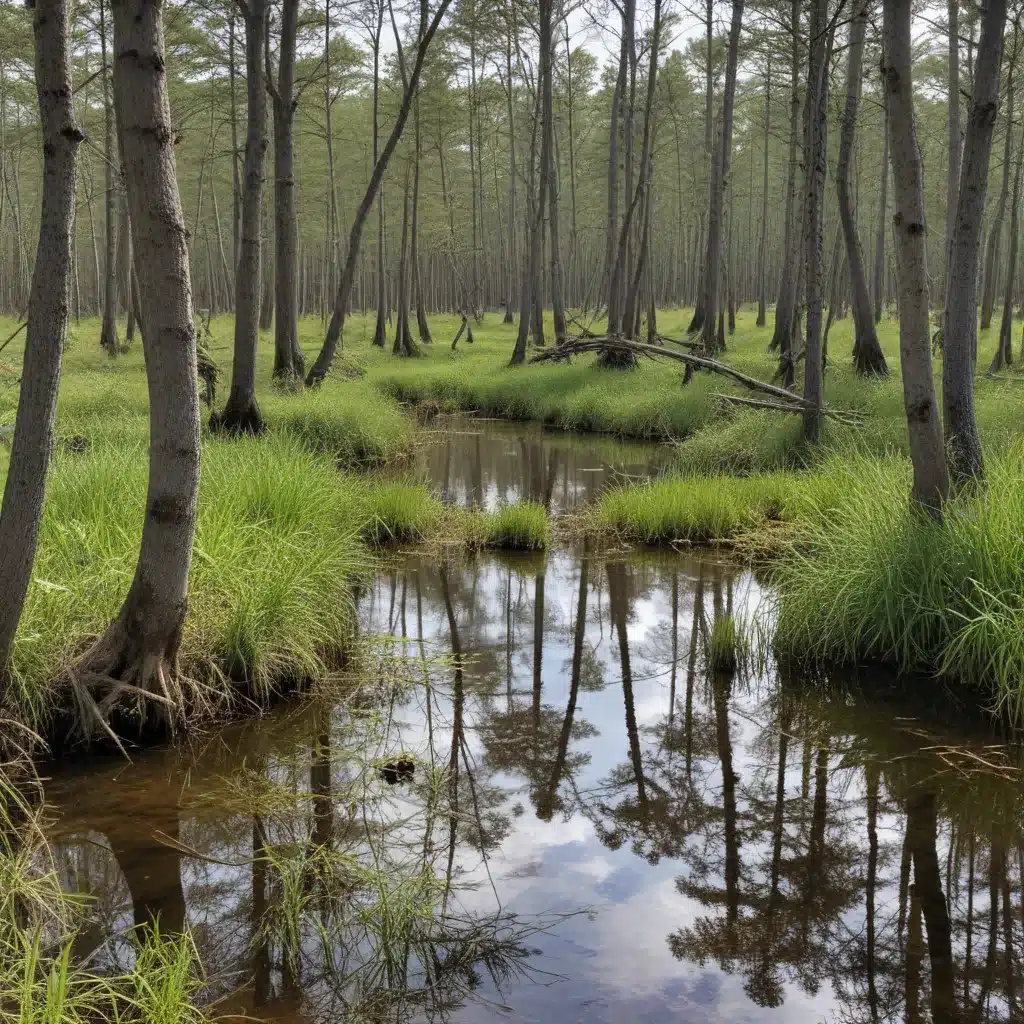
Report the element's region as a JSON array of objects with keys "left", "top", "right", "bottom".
[
  {"left": 0, "top": 0, "right": 84, "bottom": 675},
  {"left": 756, "top": 56, "right": 770, "bottom": 327},
  {"left": 883, "top": 0, "right": 950, "bottom": 513},
  {"left": 981, "top": 26, "right": 1019, "bottom": 330},
  {"left": 305, "top": 0, "right": 453, "bottom": 386},
  {"left": 944, "top": 0, "right": 1006, "bottom": 486},
  {"left": 698, "top": 0, "right": 745, "bottom": 358},
  {"left": 78, "top": 0, "right": 203, "bottom": 735},
  {"left": 98, "top": 0, "right": 120, "bottom": 356},
  {"left": 801, "top": 0, "right": 831, "bottom": 441},
  {"left": 838, "top": 0, "right": 888, "bottom": 375},
  {"left": 943, "top": 0, "right": 961, "bottom": 311},
  {"left": 269, "top": 0, "right": 304, "bottom": 380},
  {"left": 989, "top": 119, "right": 1024, "bottom": 373},
  {"left": 212, "top": 0, "right": 268, "bottom": 435},
  {"left": 873, "top": 82, "right": 889, "bottom": 323},
  {"left": 769, "top": 0, "right": 801, "bottom": 381}
]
